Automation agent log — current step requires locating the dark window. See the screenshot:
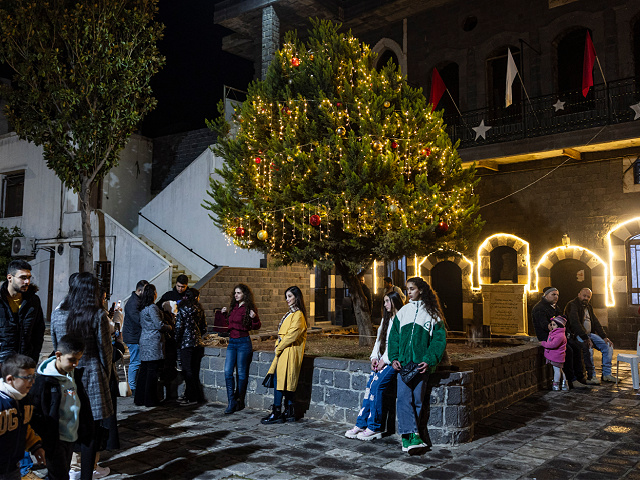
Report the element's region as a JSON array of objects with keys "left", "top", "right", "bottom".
[
  {"left": 377, "top": 49, "right": 398, "bottom": 71},
  {"left": 490, "top": 246, "right": 518, "bottom": 283},
  {"left": 557, "top": 28, "right": 594, "bottom": 111},
  {"left": 628, "top": 235, "right": 640, "bottom": 305},
  {"left": 2, "top": 171, "right": 24, "bottom": 218},
  {"left": 437, "top": 62, "right": 459, "bottom": 117}
]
